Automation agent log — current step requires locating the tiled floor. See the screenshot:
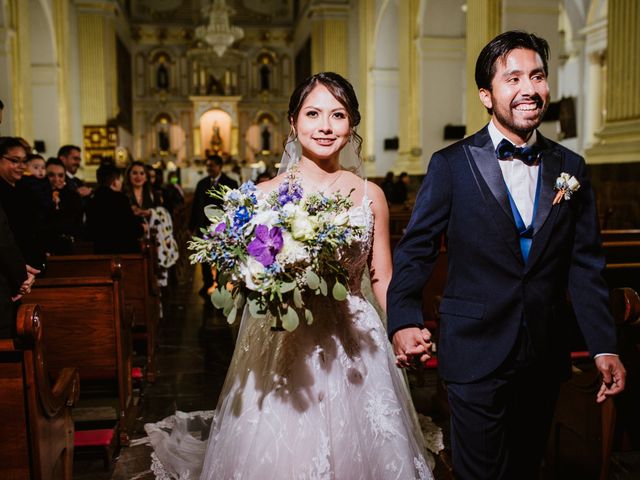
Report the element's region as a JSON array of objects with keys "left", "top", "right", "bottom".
[{"left": 72, "top": 266, "right": 449, "bottom": 479}]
